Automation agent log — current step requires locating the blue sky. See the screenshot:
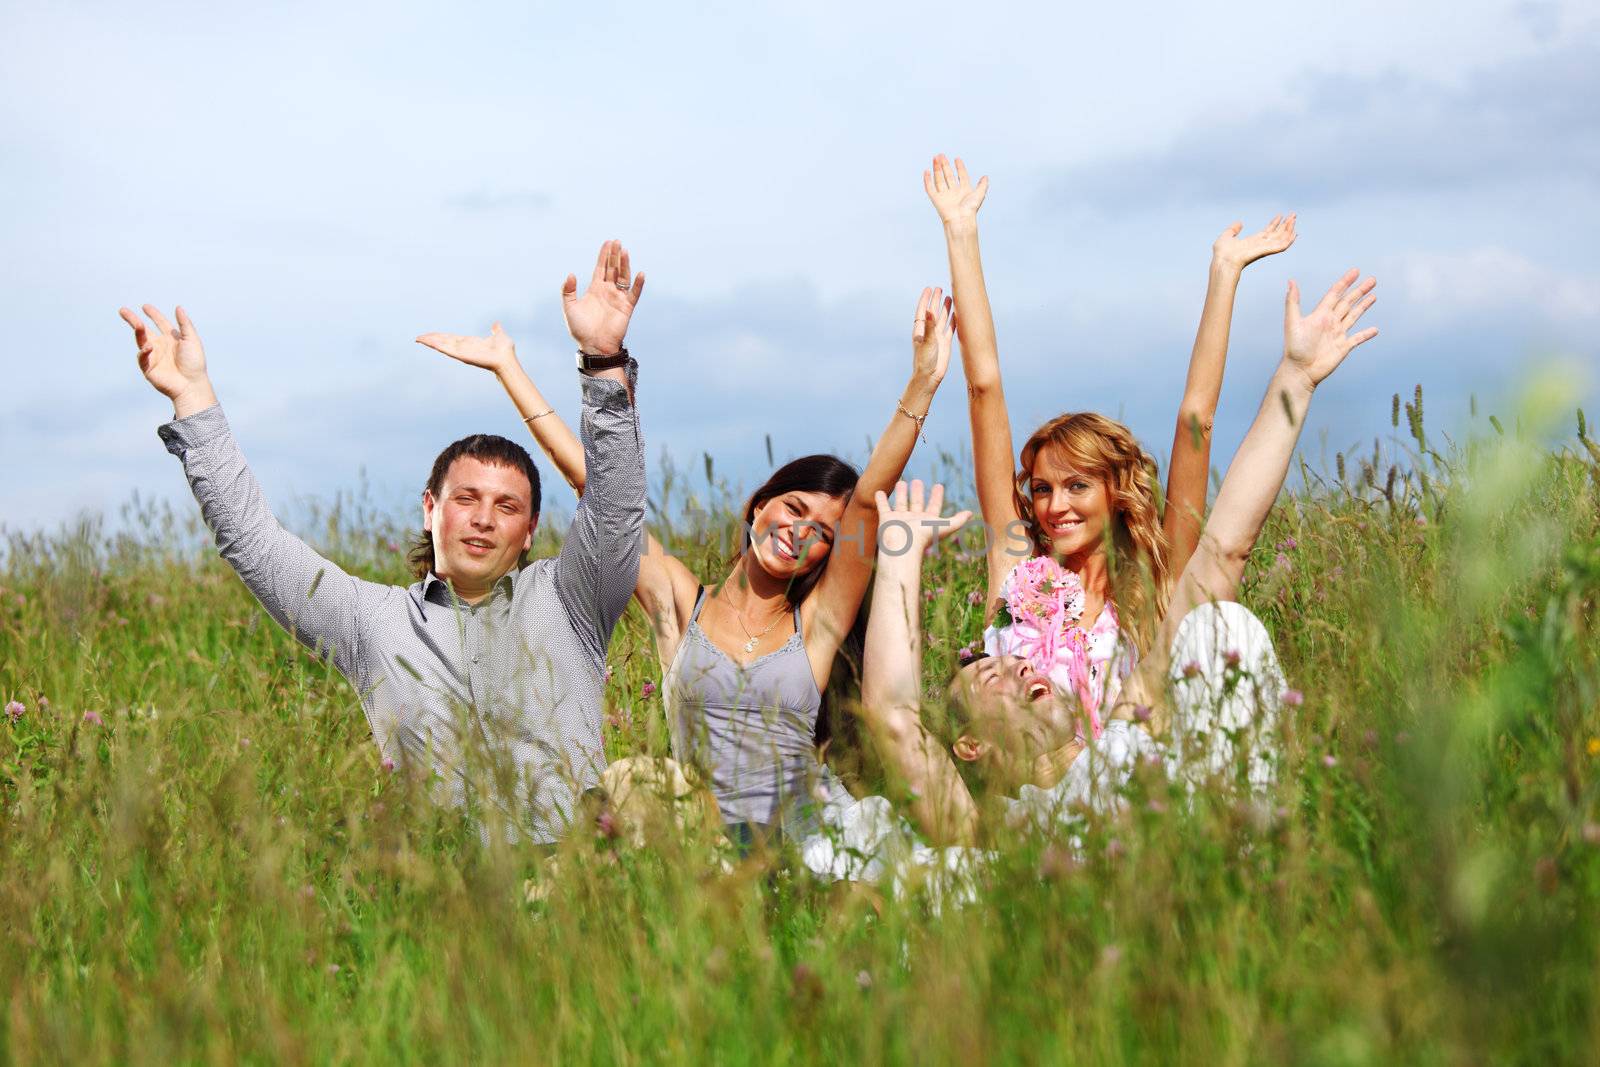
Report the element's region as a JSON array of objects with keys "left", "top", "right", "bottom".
[{"left": 3, "top": 0, "right": 1595, "bottom": 533}]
